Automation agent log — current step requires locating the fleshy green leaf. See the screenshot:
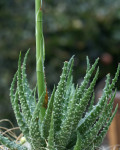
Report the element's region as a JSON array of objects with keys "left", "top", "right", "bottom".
[
  {"left": 77, "top": 73, "right": 111, "bottom": 134},
  {"left": 74, "top": 67, "right": 99, "bottom": 126},
  {"left": 76, "top": 58, "right": 99, "bottom": 104},
  {"left": 53, "top": 61, "right": 69, "bottom": 132},
  {"left": 22, "top": 49, "right": 36, "bottom": 113},
  {"left": 29, "top": 92, "right": 46, "bottom": 149},
  {"left": 62, "top": 57, "right": 75, "bottom": 121},
  {"left": 47, "top": 114, "right": 56, "bottom": 150},
  {"left": 94, "top": 105, "right": 118, "bottom": 147},
  {"left": 73, "top": 132, "right": 82, "bottom": 150},
  {"left": 81, "top": 91, "right": 117, "bottom": 149},
  {"left": 14, "top": 90, "right": 30, "bottom": 142},
  {"left": 109, "top": 64, "right": 120, "bottom": 91},
  {"left": 56, "top": 68, "right": 99, "bottom": 149},
  {"left": 42, "top": 87, "right": 55, "bottom": 139},
  {"left": 0, "top": 133, "right": 27, "bottom": 150},
  {"left": 10, "top": 72, "right": 30, "bottom": 142},
  {"left": 87, "top": 92, "right": 95, "bottom": 112},
  {"left": 78, "top": 64, "right": 120, "bottom": 135},
  {"left": 17, "top": 53, "right": 32, "bottom": 124}
]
